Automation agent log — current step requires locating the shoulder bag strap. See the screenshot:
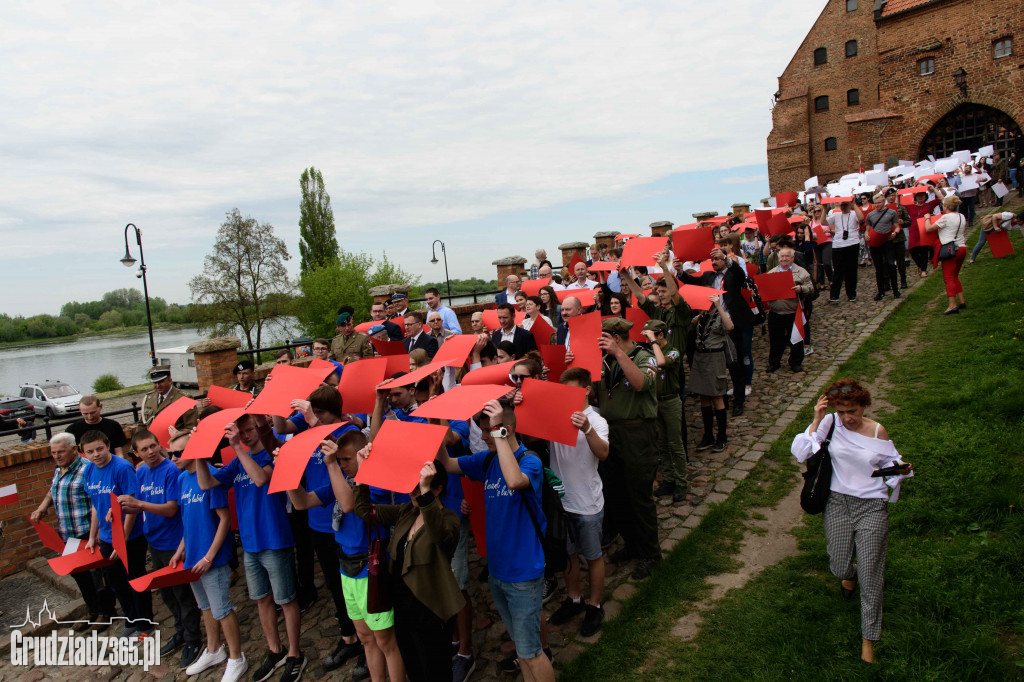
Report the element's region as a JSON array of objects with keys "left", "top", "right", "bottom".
[{"left": 486, "top": 449, "right": 545, "bottom": 545}]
